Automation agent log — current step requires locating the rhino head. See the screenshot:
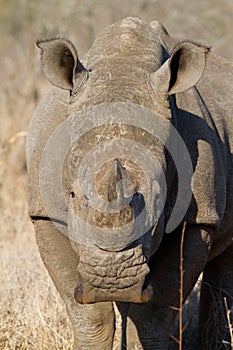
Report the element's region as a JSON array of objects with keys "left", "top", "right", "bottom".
[{"left": 36, "top": 17, "right": 208, "bottom": 304}]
